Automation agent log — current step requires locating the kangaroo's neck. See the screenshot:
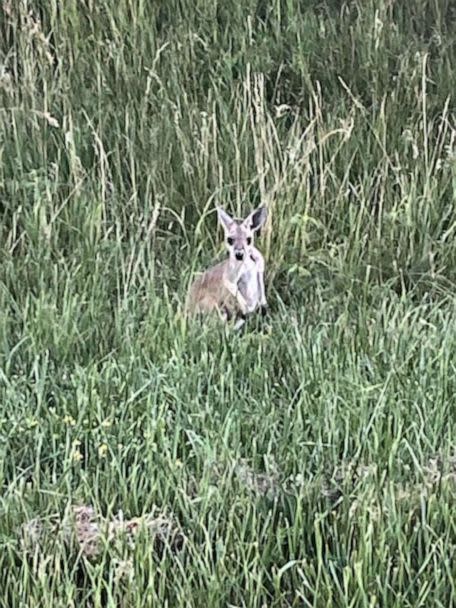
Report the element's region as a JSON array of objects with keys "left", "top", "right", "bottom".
[
  {"left": 226, "top": 257, "right": 246, "bottom": 280},
  {"left": 227, "top": 255, "right": 257, "bottom": 276}
]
